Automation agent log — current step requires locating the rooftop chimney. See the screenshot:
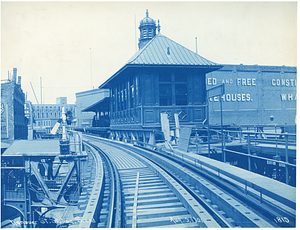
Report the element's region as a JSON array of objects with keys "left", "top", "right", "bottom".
[
  {"left": 17, "top": 76, "right": 21, "bottom": 85},
  {"left": 12, "top": 68, "right": 17, "bottom": 83}
]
